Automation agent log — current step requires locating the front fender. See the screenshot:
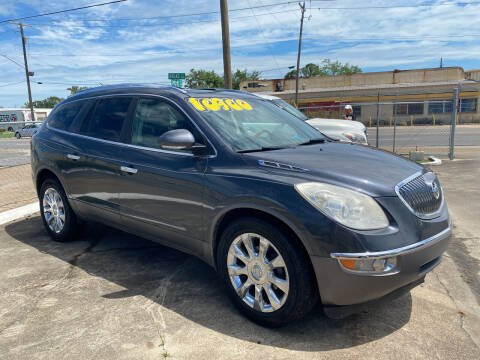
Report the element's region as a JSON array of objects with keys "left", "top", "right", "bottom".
[{"left": 207, "top": 196, "right": 315, "bottom": 268}]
